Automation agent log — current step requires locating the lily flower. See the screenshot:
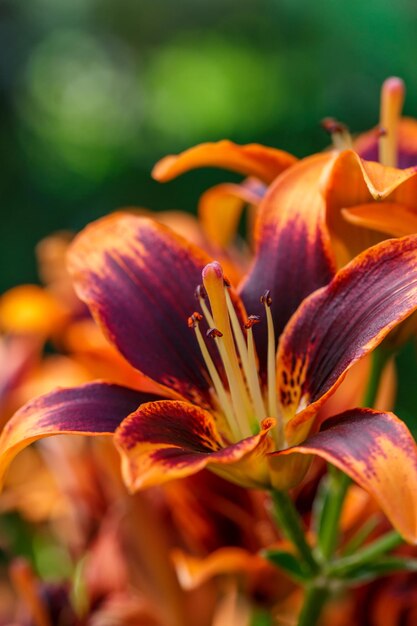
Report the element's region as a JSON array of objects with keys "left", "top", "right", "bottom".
[
  {"left": 153, "top": 78, "right": 417, "bottom": 272},
  {"left": 321, "top": 77, "right": 417, "bottom": 268},
  {"left": 3, "top": 192, "right": 417, "bottom": 542}
]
